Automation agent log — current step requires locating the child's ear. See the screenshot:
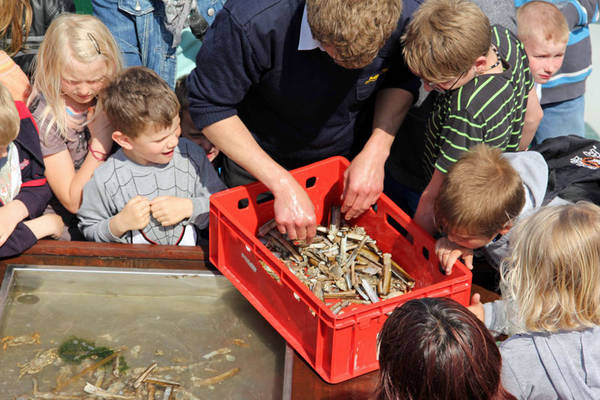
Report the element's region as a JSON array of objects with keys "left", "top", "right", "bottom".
[
  {"left": 112, "top": 131, "right": 133, "bottom": 150},
  {"left": 474, "top": 55, "right": 488, "bottom": 74}
]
